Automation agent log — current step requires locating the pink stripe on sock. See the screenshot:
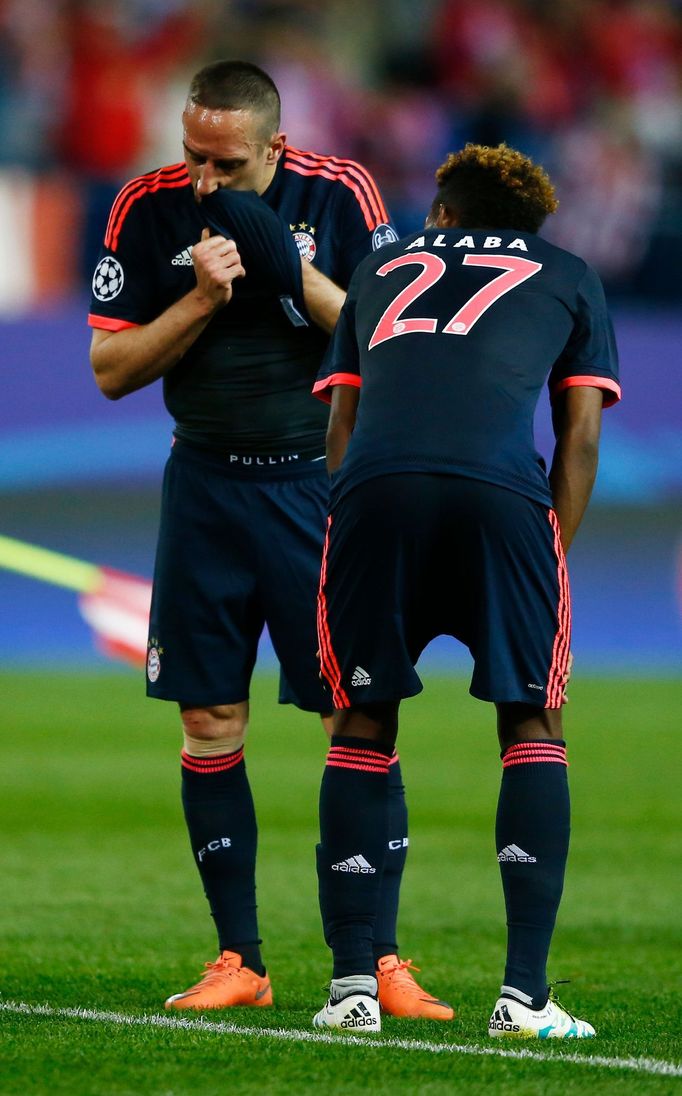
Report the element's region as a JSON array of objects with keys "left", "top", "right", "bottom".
[
  {"left": 502, "top": 742, "right": 568, "bottom": 769},
  {"left": 181, "top": 747, "right": 244, "bottom": 774},
  {"left": 326, "top": 745, "right": 391, "bottom": 774}
]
